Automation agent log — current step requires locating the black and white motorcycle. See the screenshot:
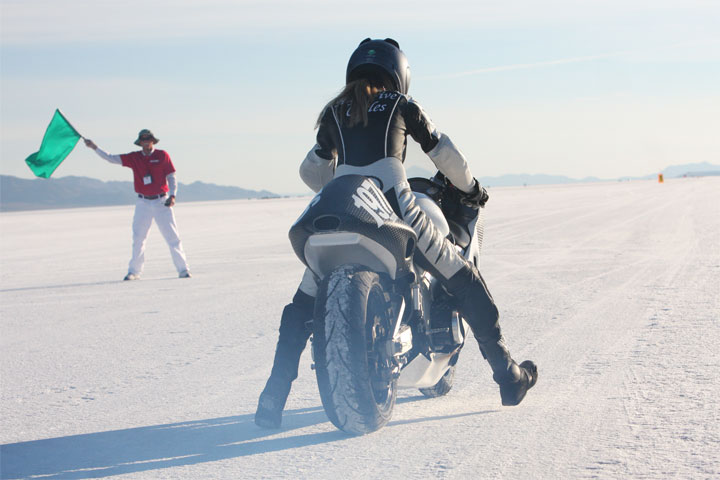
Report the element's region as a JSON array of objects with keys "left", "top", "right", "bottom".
[{"left": 289, "top": 172, "right": 485, "bottom": 435}]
